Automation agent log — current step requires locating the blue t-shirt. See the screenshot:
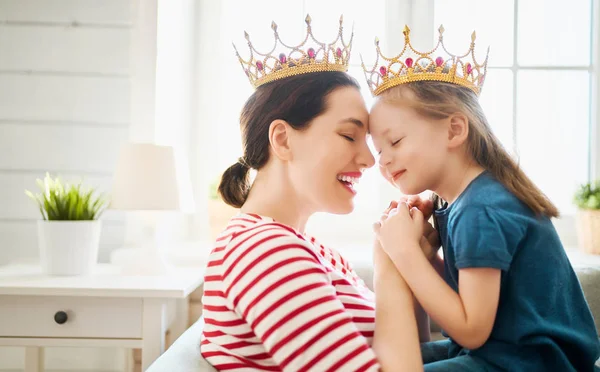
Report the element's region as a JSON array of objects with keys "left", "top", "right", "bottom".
[{"left": 434, "top": 171, "right": 600, "bottom": 371}]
